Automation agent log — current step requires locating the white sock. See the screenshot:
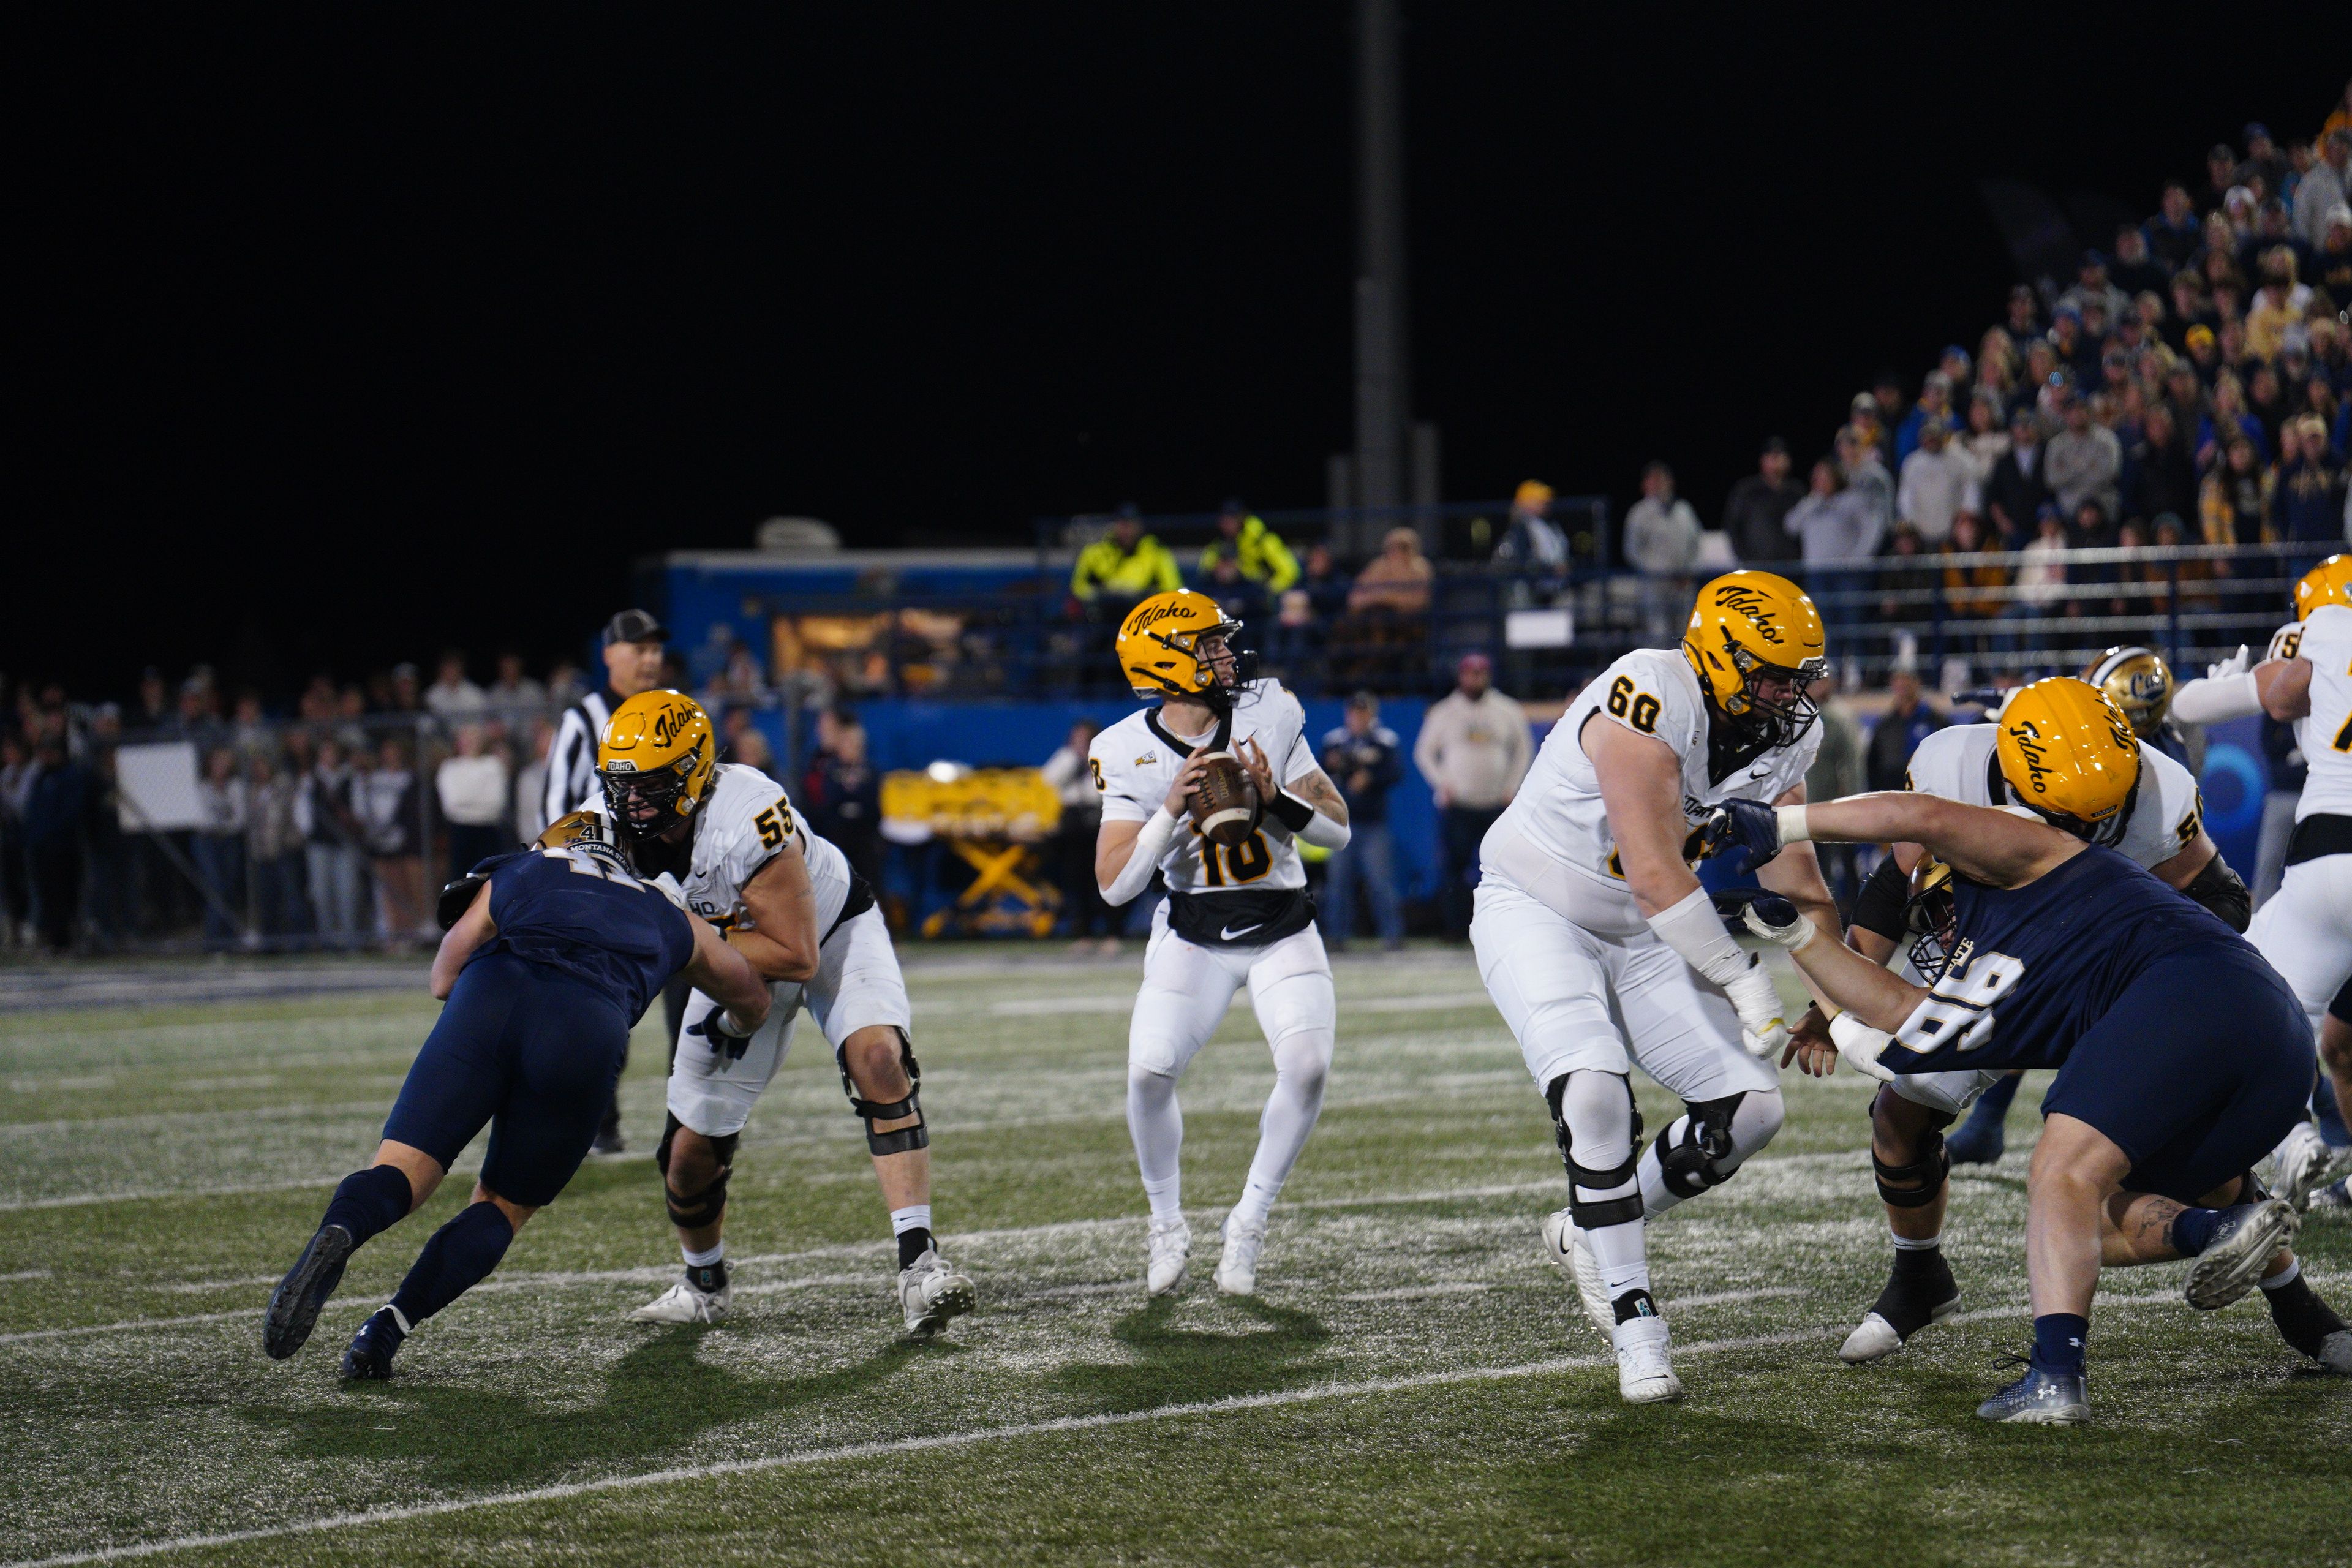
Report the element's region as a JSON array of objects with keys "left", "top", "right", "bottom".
[
  {"left": 1230, "top": 1027, "right": 1333, "bottom": 1229},
  {"left": 1559, "top": 1071, "right": 1650, "bottom": 1302},
  {"left": 1890, "top": 1229, "right": 1942, "bottom": 1251},
  {"left": 890, "top": 1204, "right": 933, "bottom": 1238},
  {"left": 2261, "top": 1259, "right": 2301, "bottom": 1290},
  {"left": 682, "top": 1240, "right": 725, "bottom": 1268},
  {"left": 1640, "top": 1090, "right": 1786, "bottom": 1218},
  {"left": 1128, "top": 1066, "right": 1186, "bottom": 1223}
]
